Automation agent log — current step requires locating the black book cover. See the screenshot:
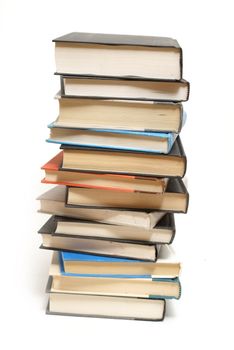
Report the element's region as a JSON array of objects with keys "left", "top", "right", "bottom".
[{"left": 53, "top": 32, "right": 180, "bottom": 49}]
